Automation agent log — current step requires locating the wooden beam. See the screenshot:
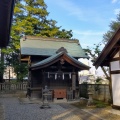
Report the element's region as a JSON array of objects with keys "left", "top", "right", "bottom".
[
  {"left": 21, "top": 58, "right": 29, "bottom": 61},
  {"left": 110, "top": 48, "right": 117, "bottom": 58},
  {"left": 101, "top": 66, "right": 109, "bottom": 78},
  {"left": 113, "top": 44, "right": 120, "bottom": 48}
]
